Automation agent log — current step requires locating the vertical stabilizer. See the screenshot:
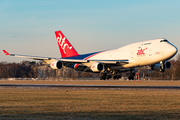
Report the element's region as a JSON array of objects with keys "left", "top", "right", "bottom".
[{"left": 55, "top": 30, "right": 79, "bottom": 58}]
